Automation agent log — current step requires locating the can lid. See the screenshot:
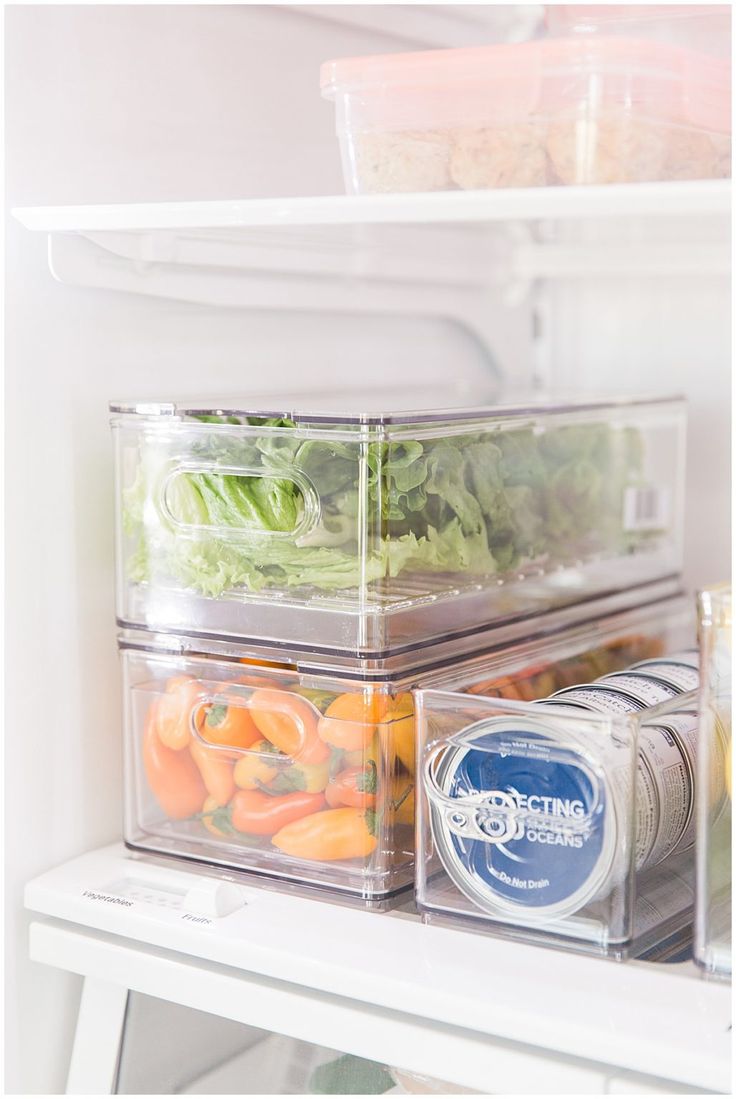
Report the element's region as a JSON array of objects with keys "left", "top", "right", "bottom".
[{"left": 429, "top": 718, "right": 619, "bottom": 920}]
